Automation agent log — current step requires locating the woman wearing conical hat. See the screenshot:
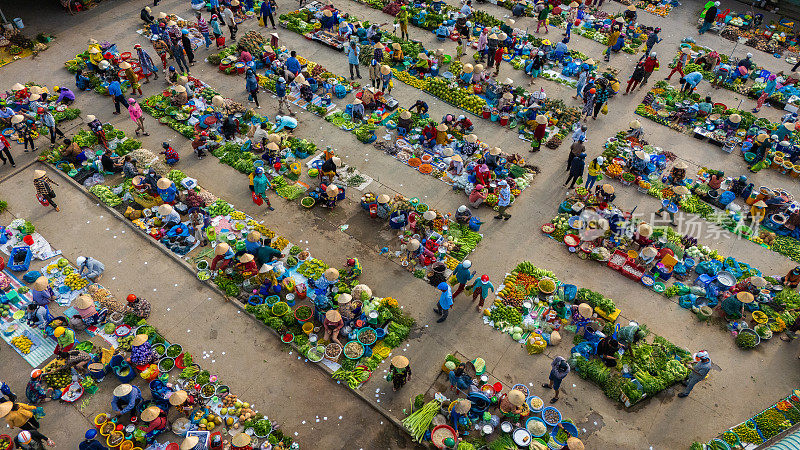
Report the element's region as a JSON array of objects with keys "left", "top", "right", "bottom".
[{"left": 33, "top": 170, "right": 59, "bottom": 212}]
